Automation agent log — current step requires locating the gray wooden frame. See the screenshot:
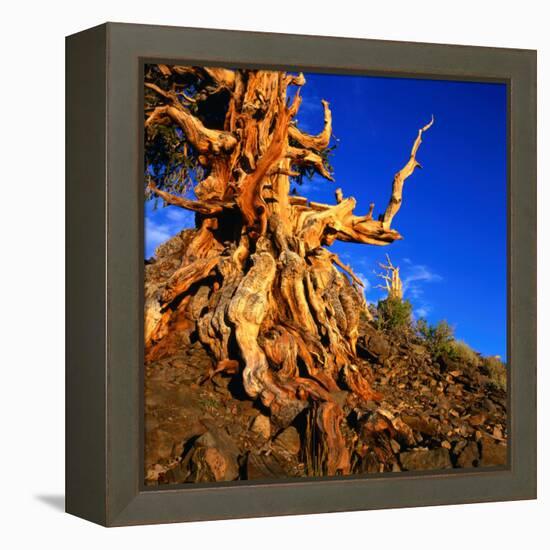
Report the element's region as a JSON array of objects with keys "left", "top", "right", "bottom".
[{"left": 66, "top": 22, "right": 537, "bottom": 527}]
